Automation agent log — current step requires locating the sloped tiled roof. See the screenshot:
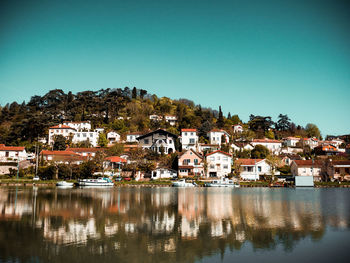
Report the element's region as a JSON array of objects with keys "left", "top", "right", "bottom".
[
  {"left": 235, "top": 159, "right": 264, "bottom": 165},
  {"left": 0, "top": 145, "right": 25, "bottom": 151},
  {"left": 206, "top": 150, "right": 231, "bottom": 157}
]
